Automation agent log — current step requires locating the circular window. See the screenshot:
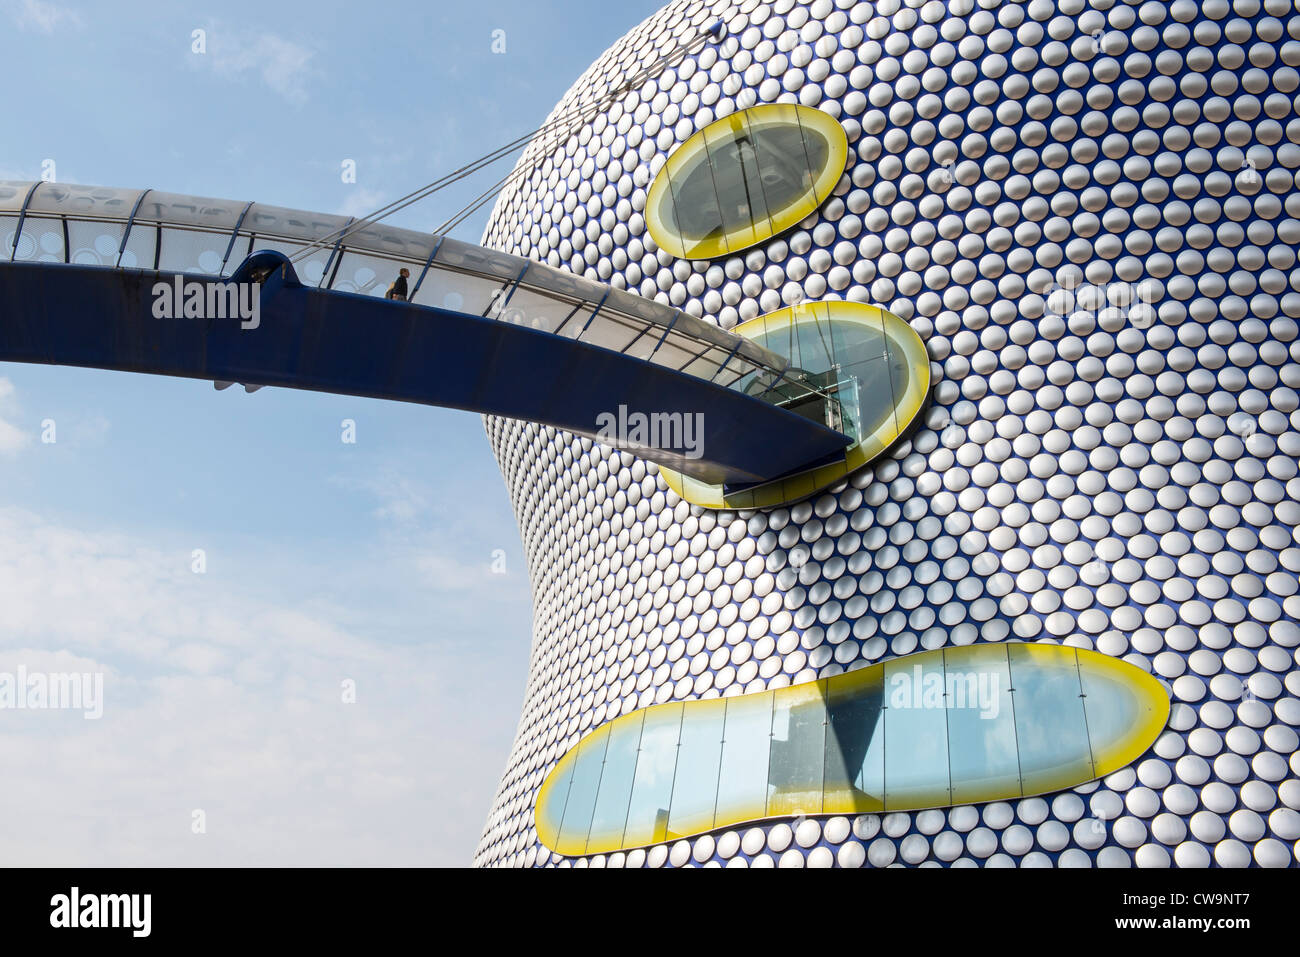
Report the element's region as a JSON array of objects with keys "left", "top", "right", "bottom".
[
  {"left": 660, "top": 300, "right": 931, "bottom": 510},
  {"left": 646, "top": 104, "right": 849, "bottom": 261}
]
